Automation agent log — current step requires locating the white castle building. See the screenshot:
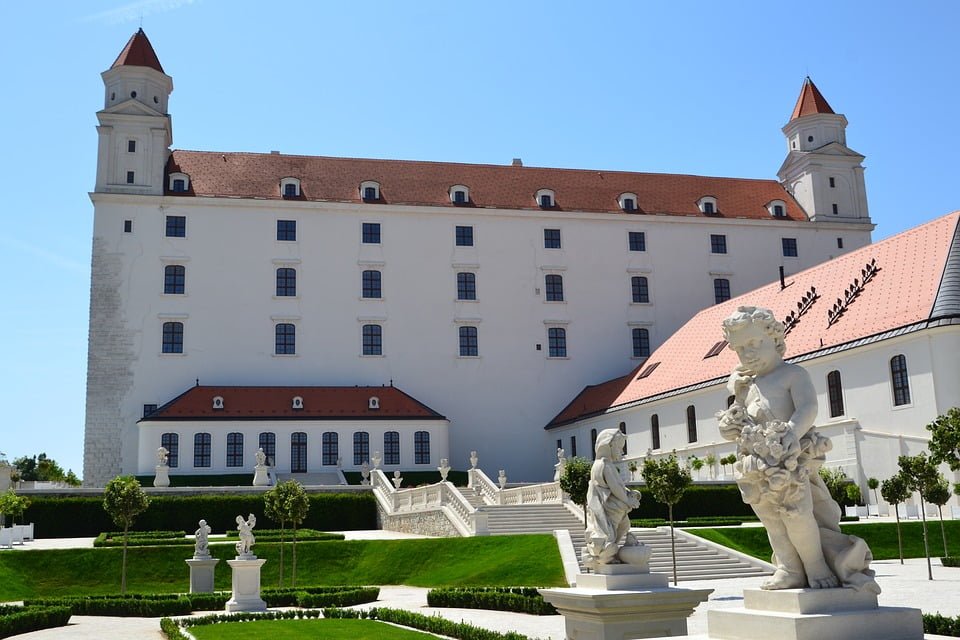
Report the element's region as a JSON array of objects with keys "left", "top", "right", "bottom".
[{"left": 83, "top": 30, "right": 874, "bottom": 486}]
